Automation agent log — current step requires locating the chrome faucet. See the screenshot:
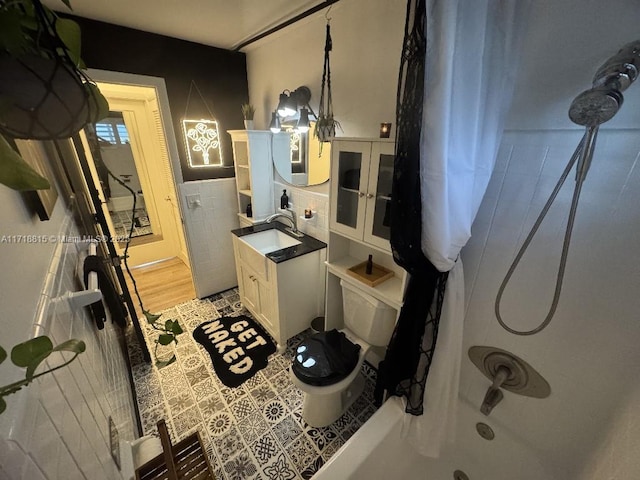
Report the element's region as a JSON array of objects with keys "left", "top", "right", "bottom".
[
  {"left": 480, "top": 366, "right": 510, "bottom": 416},
  {"left": 265, "top": 208, "right": 304, "bottom": 238}
]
